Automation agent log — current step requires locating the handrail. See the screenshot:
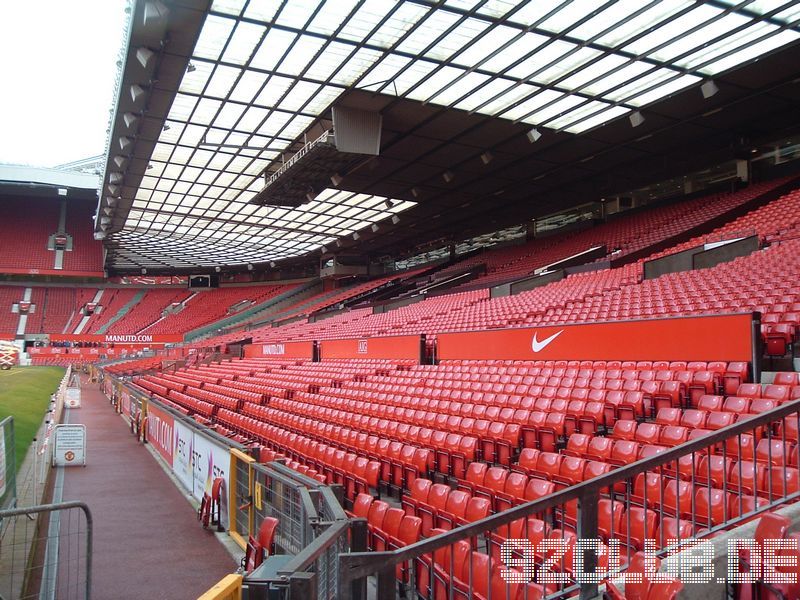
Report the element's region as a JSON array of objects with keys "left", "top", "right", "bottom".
[
  {"left": 337, "top": 395, "right": 800, "bottom": 595},
  {"left": 264, "top": 130, "right": 332, "bottom": 187}
]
